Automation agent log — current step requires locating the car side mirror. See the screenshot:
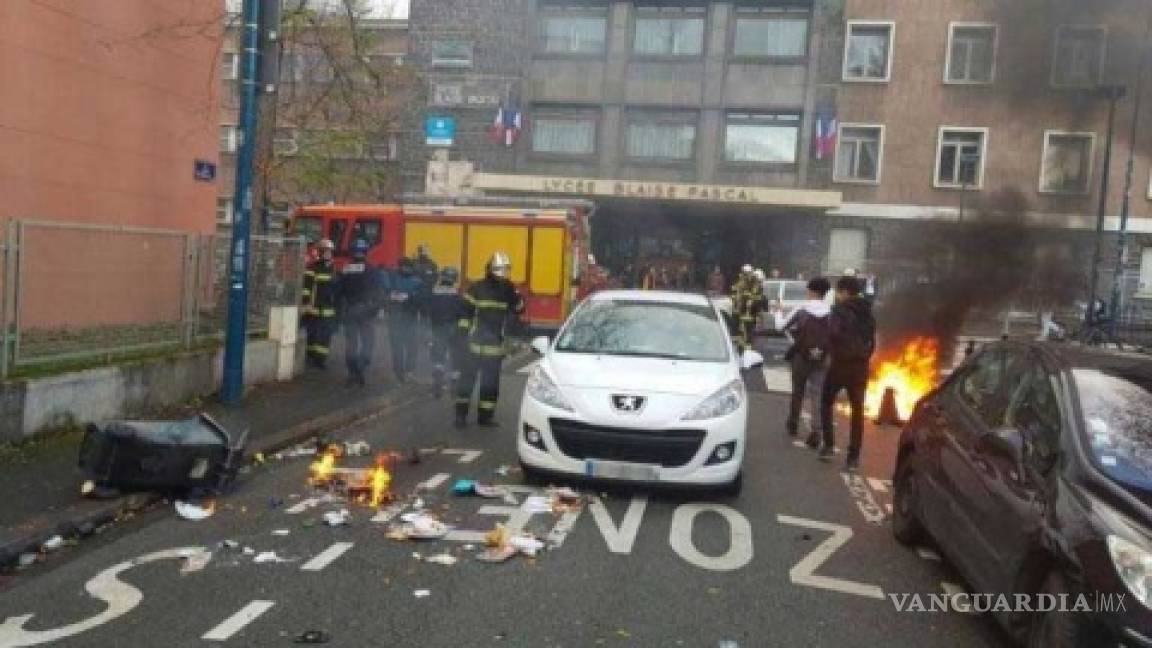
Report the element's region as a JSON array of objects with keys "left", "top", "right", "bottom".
[
  {"left": 741, "top": 349, "right": 765, "bottom": 370},
  {"left": 530, "top": 336, "right": 551, "bottom": 355},
  {"left": 987, "top": 426, "right": 1025, "bottom": 464}
]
